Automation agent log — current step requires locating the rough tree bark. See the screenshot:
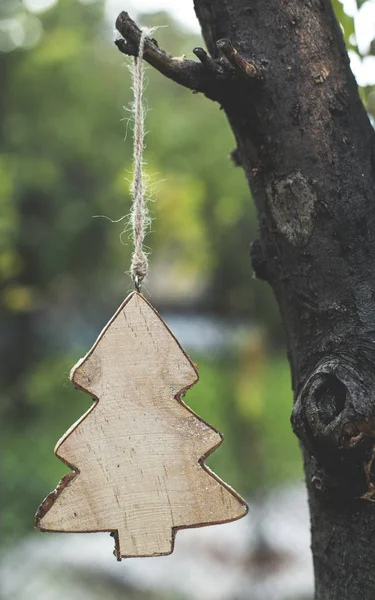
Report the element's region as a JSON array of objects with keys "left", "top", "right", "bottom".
[{"left": 115, "top": 2, "right": 375, "bottom": 598}]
